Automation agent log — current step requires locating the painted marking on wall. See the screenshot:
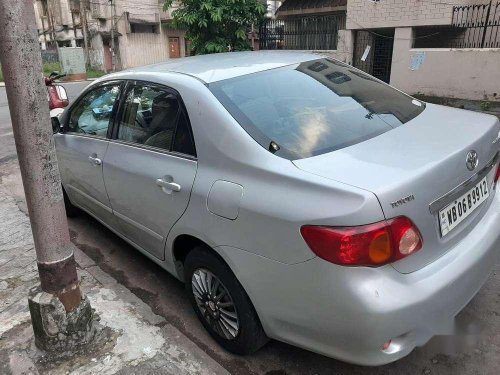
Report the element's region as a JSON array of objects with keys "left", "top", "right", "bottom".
[{"left": 410, "top": 52, "right": 426, "bottom": 71}]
